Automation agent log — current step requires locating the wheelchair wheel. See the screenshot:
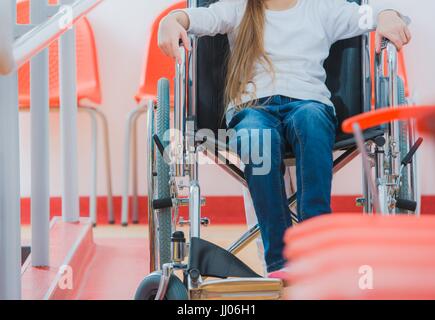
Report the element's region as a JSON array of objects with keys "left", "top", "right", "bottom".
[
  {"left": 134, "top": 272, "right": 188, "bottom": 300},
  {"left": 397, "top": 77, "right": 415, "bottom": 213},
  {"left": 155, "top": 78, "right": 172, "bottom": 266}
]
